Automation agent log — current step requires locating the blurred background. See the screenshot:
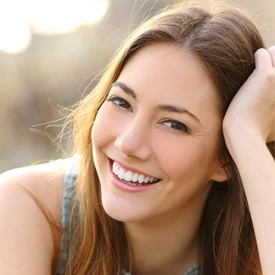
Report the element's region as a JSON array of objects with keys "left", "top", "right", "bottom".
[{"left": 0, "top": 0, "right": 274, "bottom": 172}]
